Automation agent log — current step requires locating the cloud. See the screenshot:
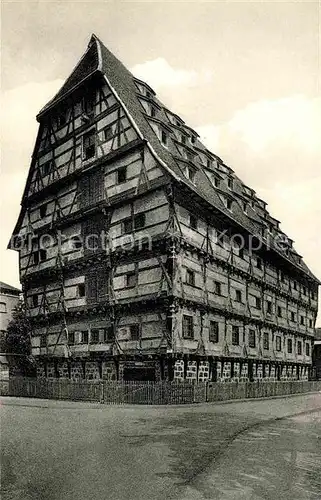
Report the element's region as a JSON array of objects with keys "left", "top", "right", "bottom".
[{"left": 131, "top": 58, "right": 213, "bottom": 89}]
